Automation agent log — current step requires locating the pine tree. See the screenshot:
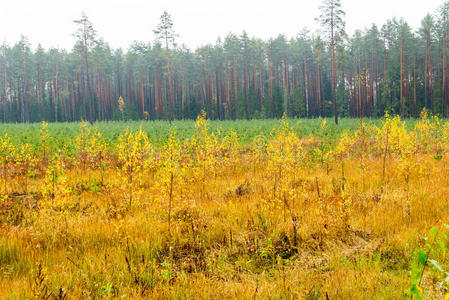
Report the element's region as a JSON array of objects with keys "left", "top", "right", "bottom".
[
  {"left": 73, "top": 12, "right": 96, "bottom": 124},
  {"left": 154, "top": 11, "right": 177, "bottom": 125},
  {"left": 317, "top": 0, "right": 345, "bottom": 124}
]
